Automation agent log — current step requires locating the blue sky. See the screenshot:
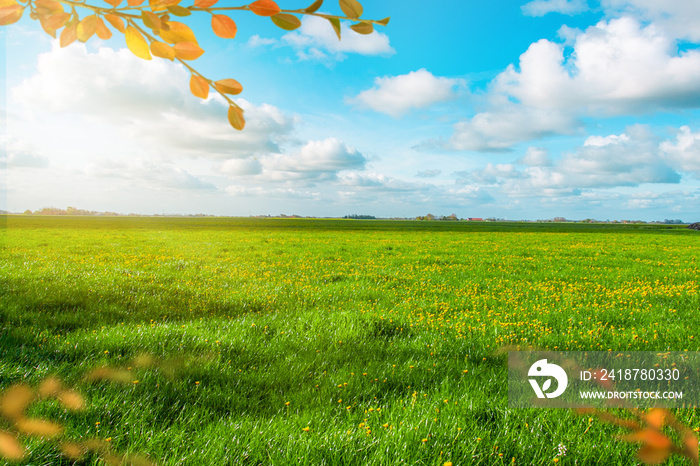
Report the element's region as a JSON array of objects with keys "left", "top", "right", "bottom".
[{"left": 3, "top": 0, "right": 700, "bottom": 220}]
